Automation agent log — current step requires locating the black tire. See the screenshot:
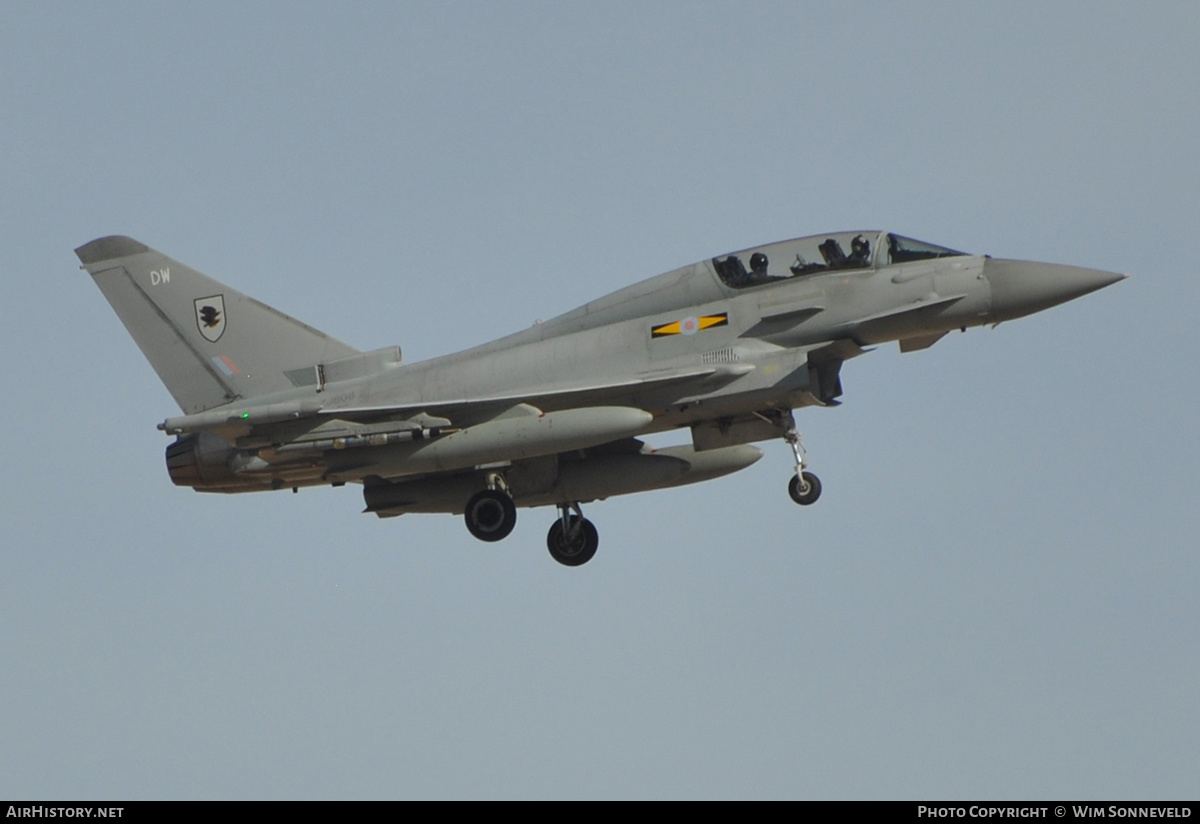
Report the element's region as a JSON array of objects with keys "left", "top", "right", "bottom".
[
  {"left": 464, "top": 489, "right": 517, "bottom": 542},
  {"left": 788, "top": 471, "right": 822, "bottom": 505},
  {"left": 546, "top": 516, "right": 599, "bottom": 566}
]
